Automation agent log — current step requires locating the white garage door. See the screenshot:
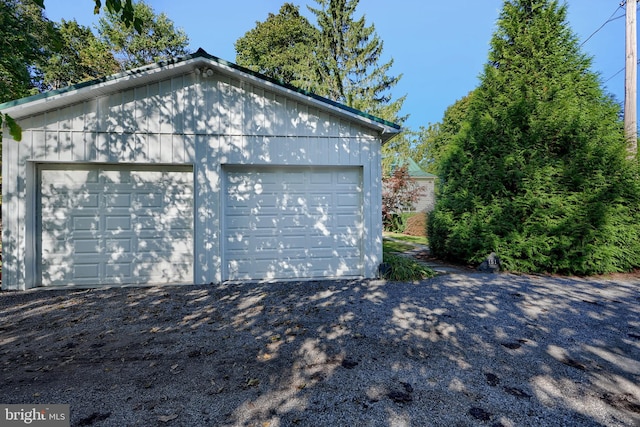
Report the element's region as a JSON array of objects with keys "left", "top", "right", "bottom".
[
  {"left": 224, "top": 166, "right": 363, "bottom": 281},
  {"left": 39, "top": 164, "right": 193, "bottom": 287}
]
